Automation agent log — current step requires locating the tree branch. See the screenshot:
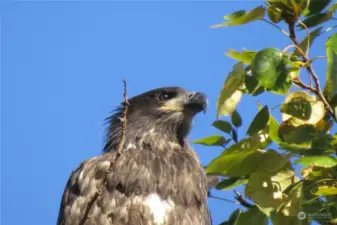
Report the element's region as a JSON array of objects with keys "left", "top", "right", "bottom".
[
  {"left": 79, "top": 79, "right": 130, "bottom": 225},
  {"left": 288, "top": 22, "right": 337, "bottom": 122}
]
